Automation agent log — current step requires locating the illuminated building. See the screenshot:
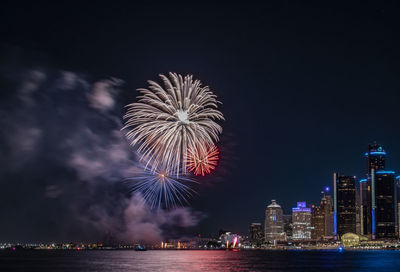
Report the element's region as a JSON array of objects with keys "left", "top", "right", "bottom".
[
  {"left": 264, "top": 200, "right": 285, "bottom": 243},
  {"left": 366, "top": 142, "right": 386, "bottom": 174},
  {"left": 311, "top": 190, "right": 334, "bottom": 239},
  {"left": 248, "top": 223, "right": 263, "bottom": 246},
  {"left": 360, "top": 142, "right": 386, "bottom": 237},
  {"left": 311, "top": 205, "right": 325, "bottom": 239},
  {"left": 363, "top": 143, "right": 386, "bottom": 238},
  {"left": 334, "top": 174, "right": 356, "bottom": 237},
  {"left": 321, "top": 194, "right": 335, "bottom": 236},
  {"left": 360, "top": 178, "right": 371, "bottom": 236},
  {"left": 374, "top": 170, "right": 396, "bottom": 239},
  {"left": 341, "top": 233, "right": 361, "bottom": 247},
  {"left": 355, "top": 184, "right": 361, "bottom": 235},
  {"left": 282, "top": 214, "right": 293, "bottom": 240},
  {"left": 361, "top": 143, "right": 397, "bottom": 239},
  {"left": 397, "top": 176, "right": 400, "bottom": 237},
  {"left": 292, "top": 202, "right": 312, "bottom": 240}
]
